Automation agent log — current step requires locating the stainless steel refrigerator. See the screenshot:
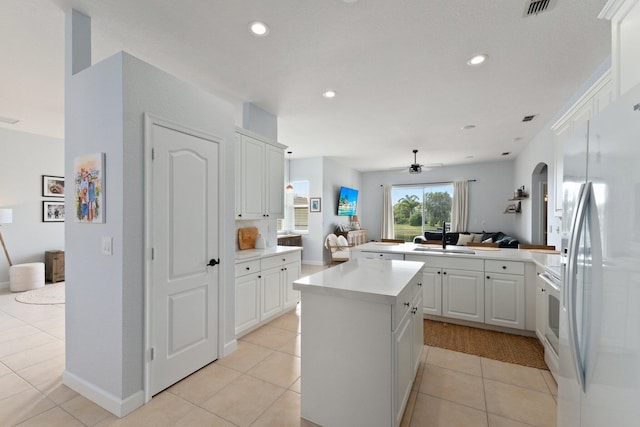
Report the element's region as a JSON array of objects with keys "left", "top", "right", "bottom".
[{"left": 558, "top": 83, "right": 640, "bottom": 426}]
